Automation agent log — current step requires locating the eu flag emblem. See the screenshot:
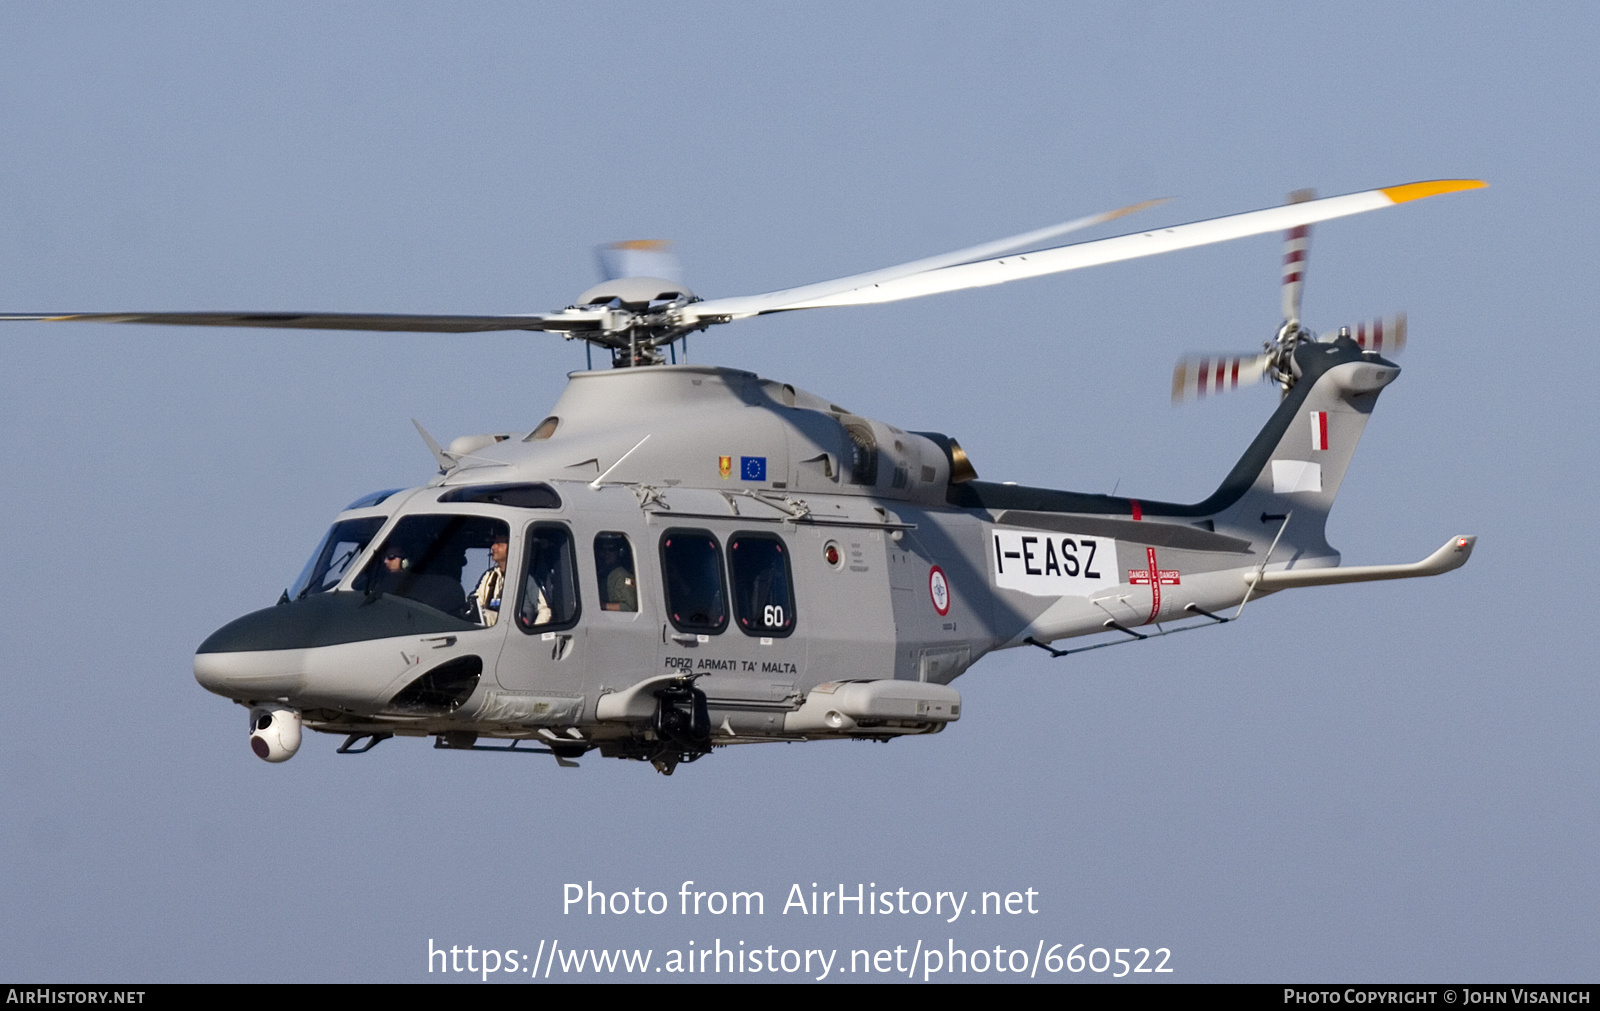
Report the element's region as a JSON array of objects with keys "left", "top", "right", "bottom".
[{"left": 740, "top": 456, "right": 767, "bottom": 481}]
